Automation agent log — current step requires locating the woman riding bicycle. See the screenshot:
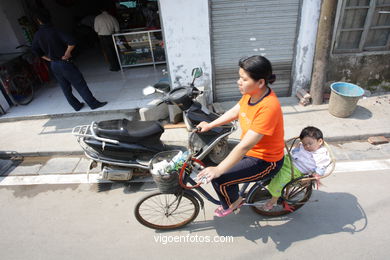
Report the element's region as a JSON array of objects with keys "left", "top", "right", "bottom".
[{"left": 196, "top": 55, "right": 285, "bottom": 217}]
